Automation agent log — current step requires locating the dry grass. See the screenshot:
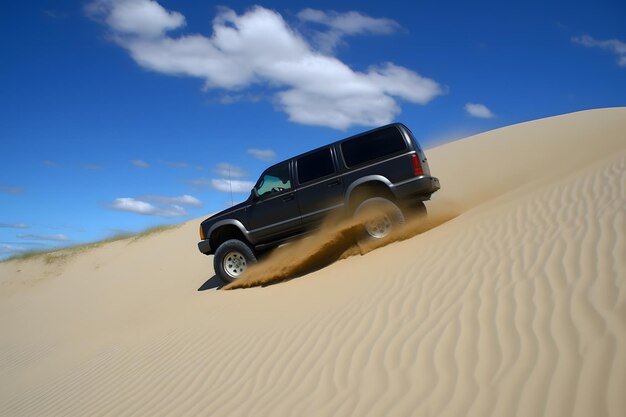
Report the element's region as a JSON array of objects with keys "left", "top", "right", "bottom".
[{"left": 3, "top": 224, "right": 179, "bottom": 264}]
